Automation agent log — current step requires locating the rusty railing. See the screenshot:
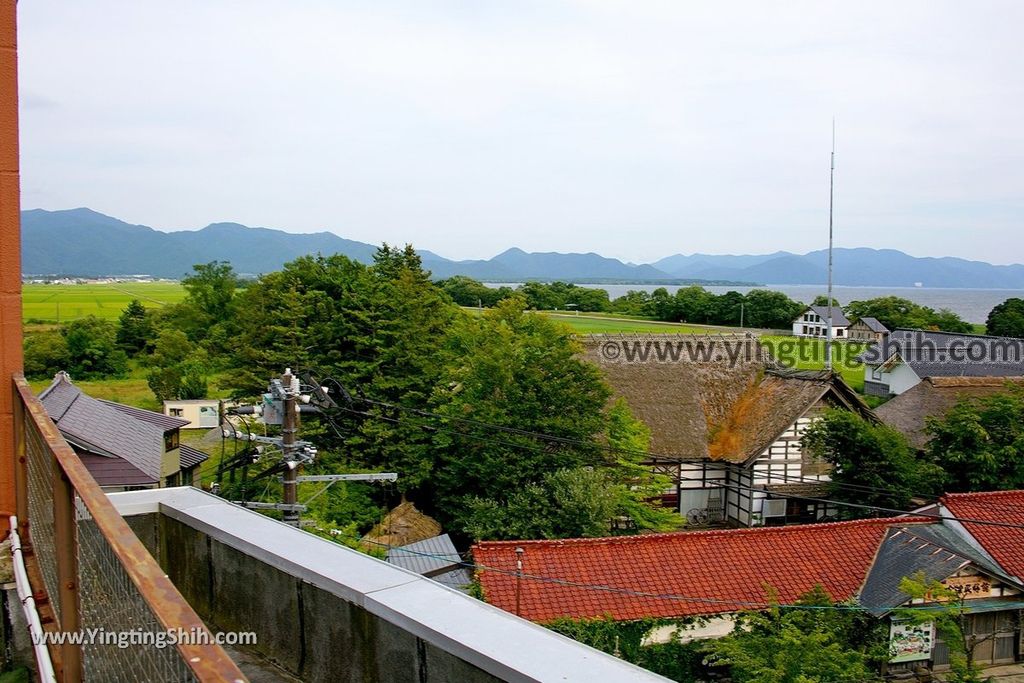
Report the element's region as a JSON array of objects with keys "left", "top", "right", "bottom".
[{"left": 12, "top": 375, "right": 246, "bottom": 682}]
